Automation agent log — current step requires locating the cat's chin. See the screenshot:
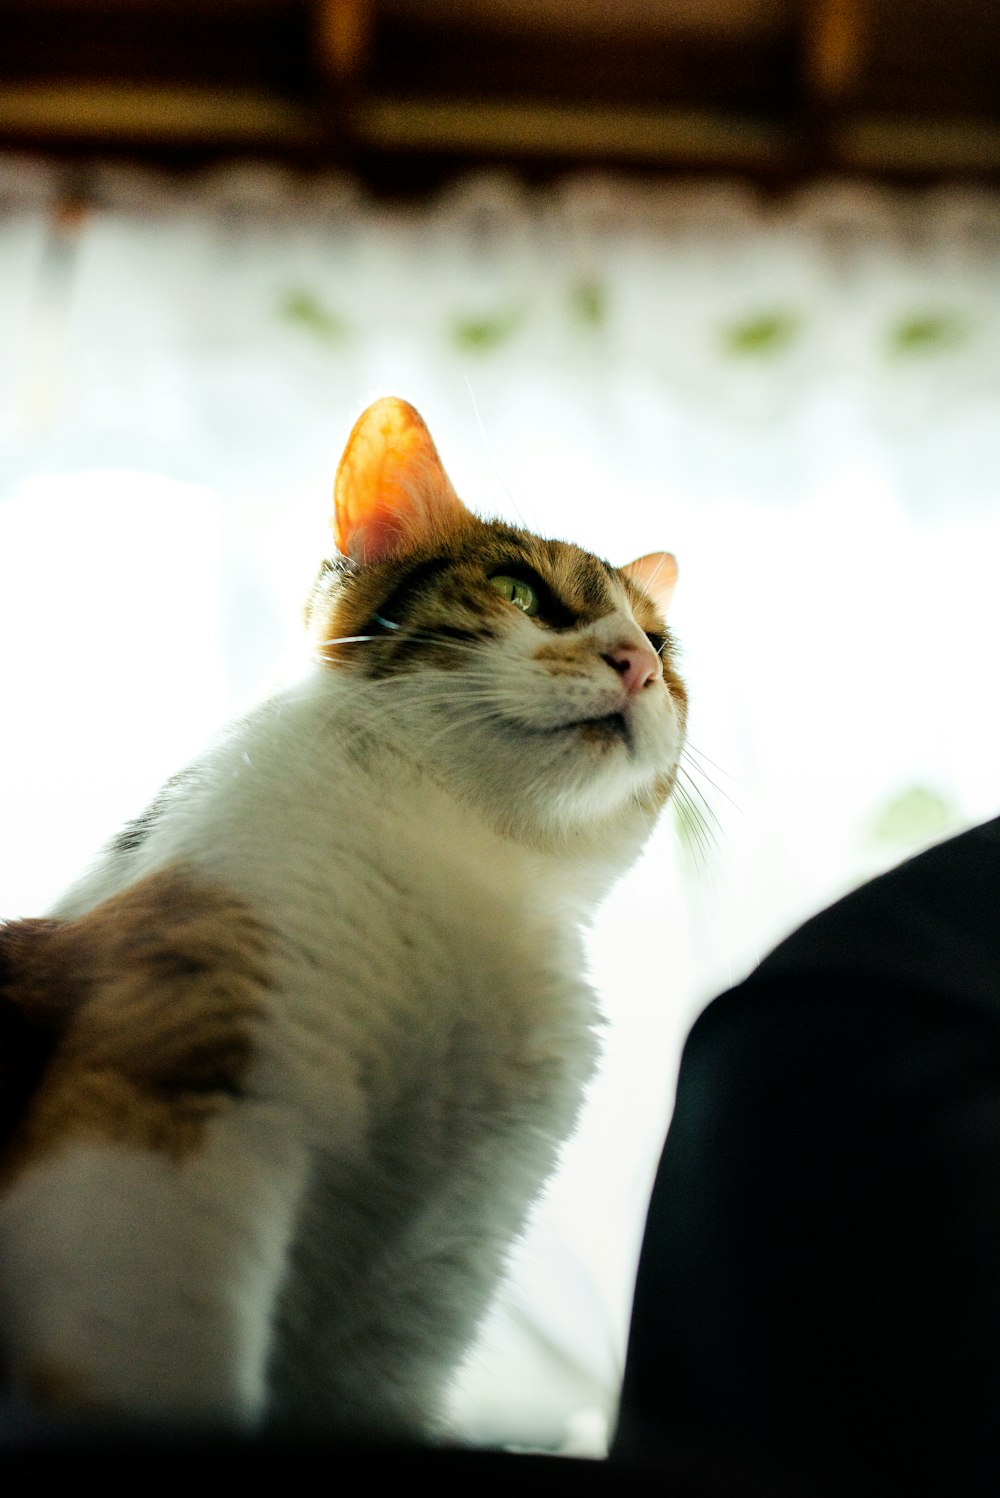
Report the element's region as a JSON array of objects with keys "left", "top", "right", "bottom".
[{"left": 443, "top": 726, "right": 675, "bottom": 858}]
